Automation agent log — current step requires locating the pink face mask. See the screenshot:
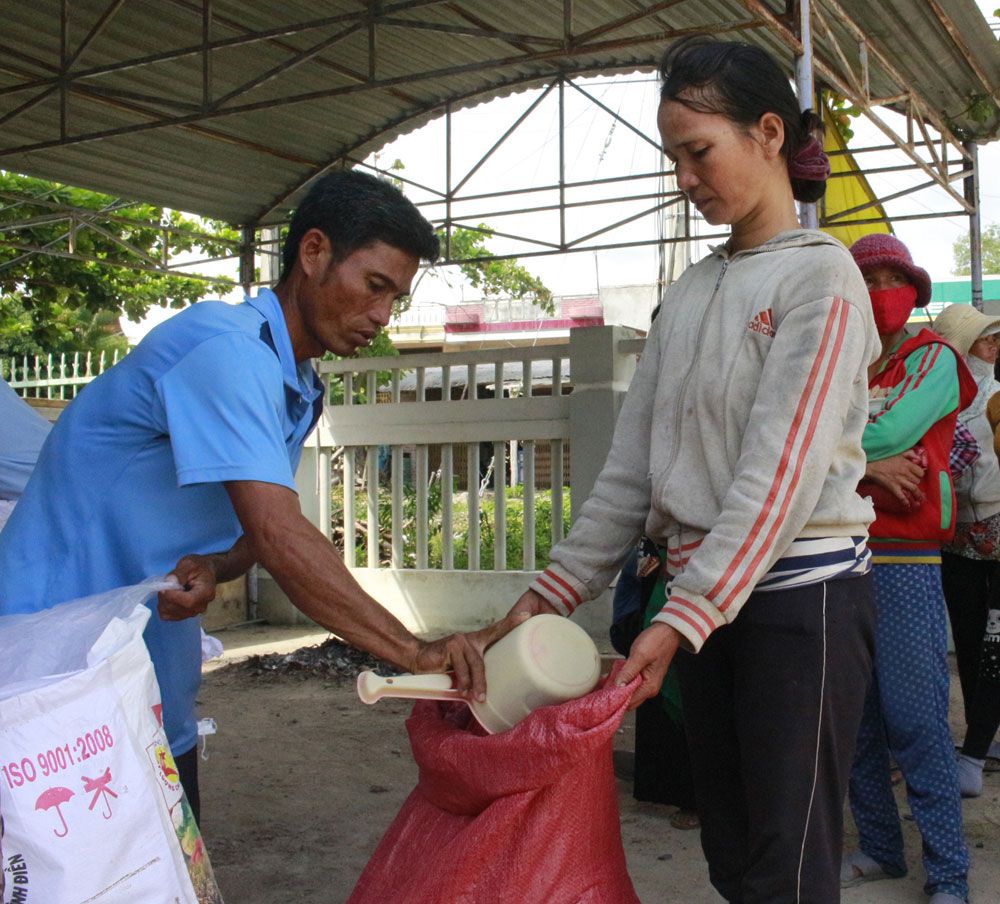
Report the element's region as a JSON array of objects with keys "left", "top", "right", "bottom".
[{"left": 869, "top": 285, "right": 917, "bottom": 336}]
